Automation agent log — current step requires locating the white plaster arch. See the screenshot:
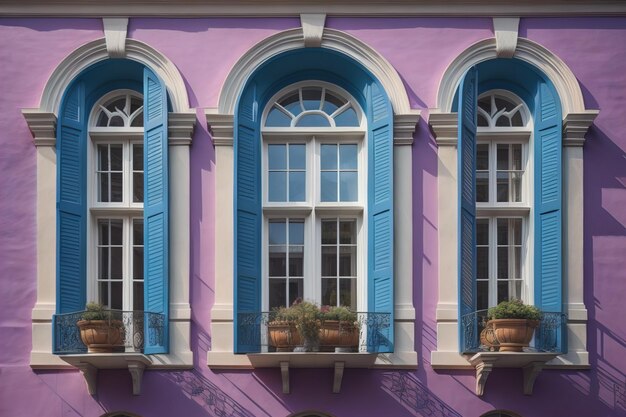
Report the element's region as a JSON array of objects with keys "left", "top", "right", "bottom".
[
  {"left": 435, "top": 37, "right": 590, "bottom": 116},
  {"left": 217, "top": 28, "right": 413, "bottom": 116},
  {"left": 36, "top": 38, "right": 191, "bottom": 115}
]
